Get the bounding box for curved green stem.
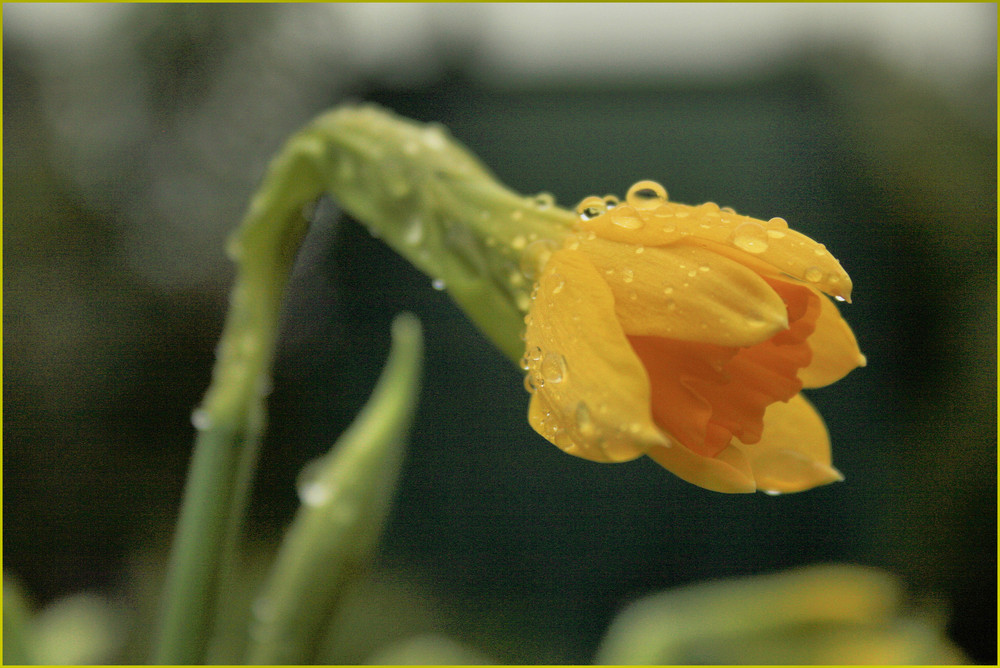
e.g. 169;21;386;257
152;104;572;664
152;132;324;665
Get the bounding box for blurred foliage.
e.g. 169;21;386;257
3;4;995;664
595;563;966;665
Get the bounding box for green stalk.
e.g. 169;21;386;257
152;133;324;664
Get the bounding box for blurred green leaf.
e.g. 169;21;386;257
3;576;35;665
594;563;966;665
243;313;423;664
365;633;495;665
30;592;124;665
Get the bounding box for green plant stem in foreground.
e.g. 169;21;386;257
152;132;324;664
244;313;422;665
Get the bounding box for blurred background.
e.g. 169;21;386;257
4;3;995;663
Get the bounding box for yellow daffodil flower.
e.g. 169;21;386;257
521;181;865;494
294;106;864;494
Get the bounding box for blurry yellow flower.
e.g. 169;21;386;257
522;181;865;493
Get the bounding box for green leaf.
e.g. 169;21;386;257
365;633;495;665
243;313;423;665
3;576;35;665
594;564;905;665
30;593;123;665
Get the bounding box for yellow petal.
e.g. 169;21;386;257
646;442;757;494
577;236;789;347
736;394;843;494
524;248;665;463
800;290;867;388
690;233;852;303
580;198;853;302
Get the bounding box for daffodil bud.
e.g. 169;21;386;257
524;180;866;494
301;105;865;494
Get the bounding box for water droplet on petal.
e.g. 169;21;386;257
834;295;847;303
575;401;596;437
603;194;620;209
625;180;668;209
762;489;783;496
575;195;607;220
431;278;446;291
610;204;644;230
767;216;788;229
804;266;824;283
520;239;559;280
733;222;770;254
621;268;634;283
540;352;567;384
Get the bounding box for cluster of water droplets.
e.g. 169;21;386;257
574;181;670;231
569;180;846;300
520;345;568;394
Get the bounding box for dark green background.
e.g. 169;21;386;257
4;4;995;663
